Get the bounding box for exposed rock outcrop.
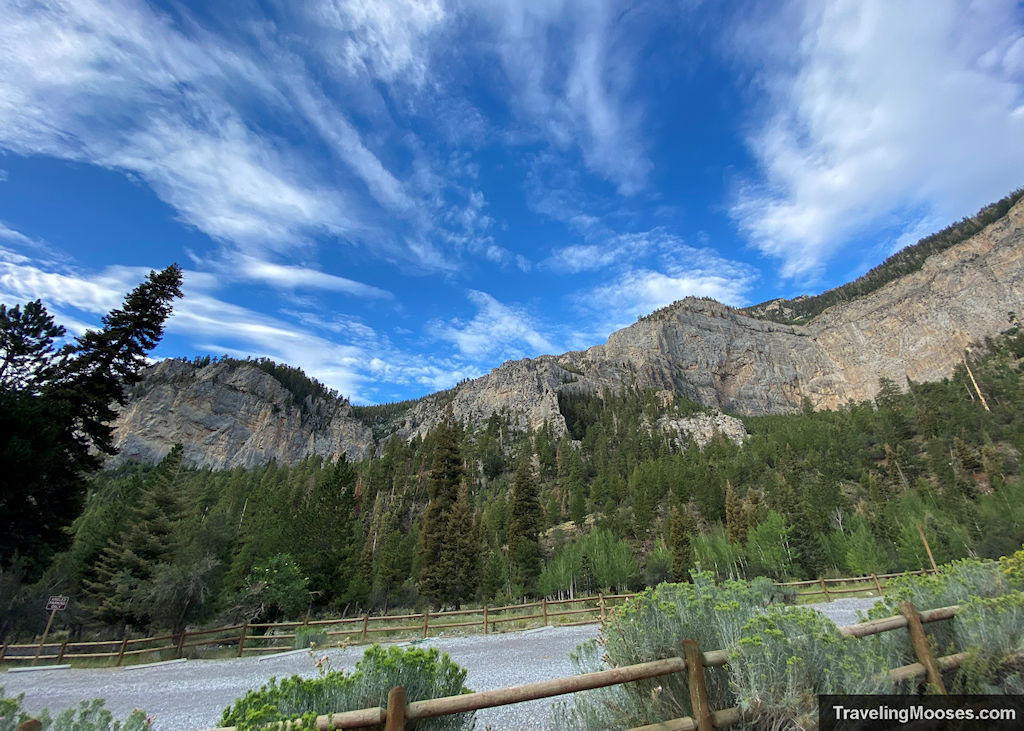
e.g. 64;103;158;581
111;197;1024;468
112;359;373;469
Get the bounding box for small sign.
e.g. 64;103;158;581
45;595;69;611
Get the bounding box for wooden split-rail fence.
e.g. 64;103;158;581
0;593;630;666
204;598;965;731
0;570;933;667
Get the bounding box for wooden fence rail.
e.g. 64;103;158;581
0;569;933;667
206;598;966;731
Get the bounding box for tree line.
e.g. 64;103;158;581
3;265;1024;642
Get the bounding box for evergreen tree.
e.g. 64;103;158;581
297;457;360;608
441;483;480;607
375;510;409;612
507;460;543;595
0;300;65;393
668;505;695;582
0;265;182;579
82;444;188;627
417;407;464;607
724;482;747;544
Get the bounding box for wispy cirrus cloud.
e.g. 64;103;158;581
309;0;446;85
234;257;393;299
730;0;1024;280
0;1;364;255
477;0;653;195
0;222;34;249
430;290;558;361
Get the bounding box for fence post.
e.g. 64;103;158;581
683;639;713;731
871;573;883;596
384;686;407;731
116;636;129;667
819;577;831;602
361;614;369;642
237;622;248;658
542;598;548;626
57;640;68;663
1;638;9;661
599;594;606;622
32;608;59;665
422;611;429;639
483;605;489;634
898;600;946;693
176;630;186;658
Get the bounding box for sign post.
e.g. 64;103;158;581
33;595;69;665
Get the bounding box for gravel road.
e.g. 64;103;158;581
1;597;881;730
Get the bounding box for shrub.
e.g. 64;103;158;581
233;553;309;624
729;607;889;729
865;558;1011;672
953;592;1024;693
0;689;150;731
999;545;1024;590
293;627;329;650
220;645;473;730
552;571;784;728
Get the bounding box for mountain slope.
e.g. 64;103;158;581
400;194;1024;433
112;194;1024;468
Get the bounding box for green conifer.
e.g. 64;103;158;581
417;407;464;607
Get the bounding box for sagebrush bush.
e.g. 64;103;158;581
999;545;1024;590
220;645;473;730
0;689;150;731
729;607;889;729
865;557;1011;672
953;592;1024;693
552;572;785;728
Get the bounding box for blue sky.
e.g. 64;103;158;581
1;0;1022;405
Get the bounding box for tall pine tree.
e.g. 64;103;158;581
0;265;182;579
82;444;188;627
417;406;464;608
507;459;543;596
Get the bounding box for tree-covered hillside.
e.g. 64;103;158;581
4;325;1022;639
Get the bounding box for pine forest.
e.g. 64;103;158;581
3;315;1023;639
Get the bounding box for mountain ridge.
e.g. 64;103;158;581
111;193;1024;468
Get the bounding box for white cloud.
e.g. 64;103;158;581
546;230;671;273
431;290;557;360
731;0;1024;279
0;1;363;255
574;242;759;331
234;257;393;299
0;222;34;249
0;260;142;315
478;0;652;194
312;0;446;84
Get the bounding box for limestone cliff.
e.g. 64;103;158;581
397;196;1024;434
112;359;373;469
112;197;1024;468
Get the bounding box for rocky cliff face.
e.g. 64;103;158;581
397;197;1024;433
112;359;373;469
112;198;1024;468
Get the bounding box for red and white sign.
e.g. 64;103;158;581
45;595;69;611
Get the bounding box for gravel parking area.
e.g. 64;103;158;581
1;597;883;730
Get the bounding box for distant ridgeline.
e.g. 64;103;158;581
741;188;1024;325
